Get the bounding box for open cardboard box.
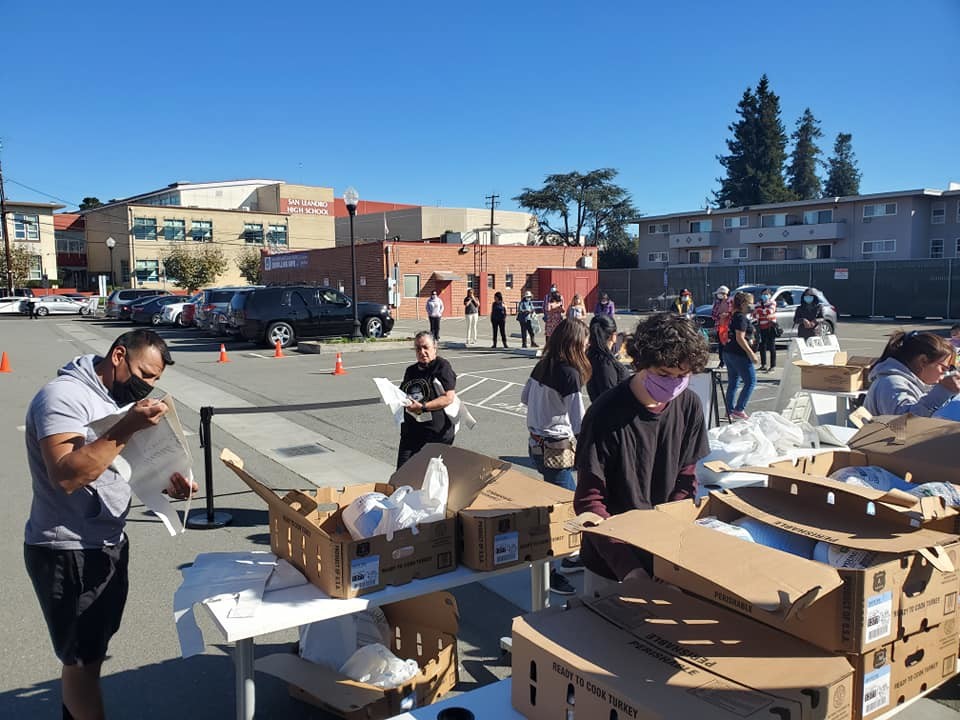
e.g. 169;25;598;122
795;352;875;393
579;473;960;654
221;448;460;598
511;573;855;720
256;591;459;720
399;444;580;571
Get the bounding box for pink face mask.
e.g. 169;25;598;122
643;372;690;404
951;338;960;349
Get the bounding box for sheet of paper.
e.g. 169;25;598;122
434;378;477;431
88;395;194;536
374;377;410;427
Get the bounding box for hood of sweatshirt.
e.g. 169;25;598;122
867;356;930;391
58;354;114;405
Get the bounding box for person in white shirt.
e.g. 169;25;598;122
425;290;444;341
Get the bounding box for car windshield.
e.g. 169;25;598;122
209;290;237;303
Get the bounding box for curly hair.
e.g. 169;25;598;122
626;313;708;372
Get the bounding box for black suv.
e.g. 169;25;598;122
229;285;394;347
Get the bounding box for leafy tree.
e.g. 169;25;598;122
161;244;227;292
79;197;103;211
0;244;35;289
715;74;791;206
598;233;638;269
235;247;263;284
515;168;636;246
786;108;824;200
823;133;862;198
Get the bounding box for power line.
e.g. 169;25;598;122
5;178;80;207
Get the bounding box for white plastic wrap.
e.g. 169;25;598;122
706;411;817;469
299;608;393;671
813;542;878;569
732;517;816;559
694;516;756;543
908;482;960;507
339;643;420;689
829;466;913;493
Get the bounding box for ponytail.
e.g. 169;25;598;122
874;330;953;370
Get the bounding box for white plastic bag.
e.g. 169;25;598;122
706;411;817;468
829;466;913;493
909;482;960;507
299;608;392;671
694;516;755;543
339;643;420;689
813;542;878;569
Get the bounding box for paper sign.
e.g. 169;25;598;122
834;268;849;280
88;395;194;536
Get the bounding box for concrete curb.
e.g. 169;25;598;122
297;337;415;354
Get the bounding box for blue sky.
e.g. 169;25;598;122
3;0;958;217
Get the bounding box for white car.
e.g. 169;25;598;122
0;297;27;314
160;293;201;326
28;295;88;316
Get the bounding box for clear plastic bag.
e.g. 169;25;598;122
339;643;420;689
706;411;817;468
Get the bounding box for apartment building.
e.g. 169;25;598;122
636;186;960;269
3;200;63;286
82;179;335;289
54;213;86;289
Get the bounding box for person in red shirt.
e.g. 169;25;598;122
754;288;778;373
711;286;731;368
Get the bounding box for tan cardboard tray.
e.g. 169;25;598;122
795;352;875;393
256;592;459;720
579;474;960;653
511;574;855;720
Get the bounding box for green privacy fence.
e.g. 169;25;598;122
598;260;960;318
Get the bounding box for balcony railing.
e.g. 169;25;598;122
669;230;721;248
739;222;847;245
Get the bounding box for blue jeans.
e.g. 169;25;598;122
529;446;576;491
725;351;757;413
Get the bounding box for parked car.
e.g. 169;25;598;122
195;287;255;332
131;295;184;325
27;295;88;316
228;285;395;348
695;285;837;346
0;296;27;314
160;293;202;326
105;289;166;318
181;300;198;328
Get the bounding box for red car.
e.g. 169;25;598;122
182;302;197;327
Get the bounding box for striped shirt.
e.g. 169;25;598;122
754;299;778;328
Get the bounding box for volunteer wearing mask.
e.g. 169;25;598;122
397;331;458;468
517;291;538;348
754;288;778;373
724;291;760;421
673;289;694;317
793;287;823;340
711;286;731;368
574;313;710;595
865;330;960;417
586;314;632;401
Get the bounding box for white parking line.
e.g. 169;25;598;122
475;383;514;406
458;377;490;395
463;401;525;419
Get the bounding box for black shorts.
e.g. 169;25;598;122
24;539;130;666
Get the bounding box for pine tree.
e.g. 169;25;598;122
823;133;862;198
714;86;758;208
786;108;824;200
753;75;791;203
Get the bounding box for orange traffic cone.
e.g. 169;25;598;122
273;340;285;358
217;344;230;364
332;352;347;375
0;352;10;373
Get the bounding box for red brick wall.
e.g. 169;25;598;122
261;242;596;319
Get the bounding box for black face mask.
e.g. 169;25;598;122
110;357;154;405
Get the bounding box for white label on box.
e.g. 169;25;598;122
862;665;891;716
865;591;893;645
494;531;519;565
350;555;380;591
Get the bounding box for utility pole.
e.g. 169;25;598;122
0;152;12;296
483;193;499;278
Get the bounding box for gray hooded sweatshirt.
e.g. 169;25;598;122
864;357;955;417
25;354;130;549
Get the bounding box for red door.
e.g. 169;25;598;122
438;282;454;318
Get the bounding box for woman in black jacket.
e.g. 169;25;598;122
793;287;824;340
586;314;632;401
490;291;508;348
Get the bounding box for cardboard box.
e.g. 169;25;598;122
581;473;960;653
221;448;459;598
511;574;855;720
256;592;459;720
398;444;580;571
796;352;874;393
853;618;958;720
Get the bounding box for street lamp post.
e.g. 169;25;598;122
344;186;362;339
105;236;116;288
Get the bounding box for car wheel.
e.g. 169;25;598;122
266;322;295;348
37;306;49;317
650;301;661;312
819;320;835;337
362;316;384;338
151;313;162;326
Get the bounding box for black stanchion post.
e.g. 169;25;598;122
186;405;232;529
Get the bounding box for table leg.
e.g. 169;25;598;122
235;638;255;720
530;560;550;611
836;396;849;426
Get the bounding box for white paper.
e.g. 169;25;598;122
374;377;410;427
88;395;194;536
433;378;477;432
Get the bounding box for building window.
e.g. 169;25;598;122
505;273;514;289
191;220;212;242
863;203;897;218
648;251;669;263
760;246;803;261
932;204;945;225
132;217;157;241
760;213;787;228
466;274;478;290
13;213;40;241
268;224;288;246
28;254;42;280
803;209;833;225
687;250;703;264
163;219;185;241
689;220;712;232
930;238;944;259
647;223;669;234
804;244;832;260
402;274;420;298
120;259;130;282
862;239;896;255
135;259;159;283
487;274;495;289
956;238;960;257
723;216;748;229
722;247;748;260
243;223;264;244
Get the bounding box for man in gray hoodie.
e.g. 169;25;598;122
23;329;197;720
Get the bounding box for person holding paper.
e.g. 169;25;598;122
23;329;197;720
396;331;458;468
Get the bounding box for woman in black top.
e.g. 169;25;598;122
586;314;631;401
490;291;508;348
397;331;458;468
793;287;824;340
723;291;760;420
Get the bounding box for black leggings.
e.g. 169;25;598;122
428;316;440;340
492;319;507;346
759;326;777;368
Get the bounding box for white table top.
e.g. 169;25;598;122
203;561;548;643
801;388;867;399
386;680;520;719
